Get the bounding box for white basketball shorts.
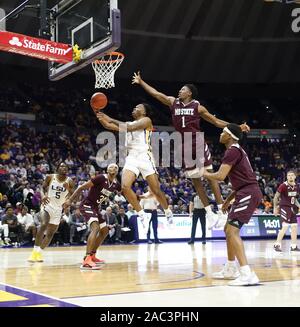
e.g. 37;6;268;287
43;204;63;225
124;152;157;179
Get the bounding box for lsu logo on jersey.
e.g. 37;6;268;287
51;185;66;192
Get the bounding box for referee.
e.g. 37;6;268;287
140;187;163;244
188;194;206;245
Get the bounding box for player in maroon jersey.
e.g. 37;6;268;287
273;171;300;252
63;163;121;270
204;124;262;286
132;71;250;229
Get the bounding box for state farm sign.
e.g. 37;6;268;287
0;31;73;64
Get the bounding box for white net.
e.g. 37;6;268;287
92;52;124;89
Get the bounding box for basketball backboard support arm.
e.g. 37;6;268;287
48;0;121;81
39;0;51;38
0;8;5;31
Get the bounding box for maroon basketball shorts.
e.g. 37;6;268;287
184;143;213;178
280;206;298;224
228;185;263;228
79;201;106;228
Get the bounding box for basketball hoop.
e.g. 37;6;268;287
92;51;124;89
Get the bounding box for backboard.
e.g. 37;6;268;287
48;0;121;81
0;8;5;31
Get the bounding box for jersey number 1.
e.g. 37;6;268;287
181;117;186;128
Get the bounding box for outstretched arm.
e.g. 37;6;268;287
96;112;152;132
132;71;175;107
63;180;94;209
96;113;121;132
198;105;250;132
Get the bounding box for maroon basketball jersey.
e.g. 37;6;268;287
170;99;201;134
222;144;258;191
84;174;121;209
277;182;300;209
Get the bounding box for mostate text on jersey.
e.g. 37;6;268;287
174;108;195;115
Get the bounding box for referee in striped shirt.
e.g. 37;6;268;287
188;194;206;245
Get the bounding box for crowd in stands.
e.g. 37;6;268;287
0;80;299;246
0;119;299;246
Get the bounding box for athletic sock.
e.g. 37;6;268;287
240;265;251;275
227;260;236;267
34;246;41;253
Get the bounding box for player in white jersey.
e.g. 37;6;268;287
28;162;75;262
96;103;173;224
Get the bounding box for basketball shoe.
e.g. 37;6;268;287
138;211;151;230
165;208;173;224
228;271;259;286
273;244;282;252
206;211;219;229
290;246;300;252
91;253;106;265
215;211;228;229
80;255;101;270
212;263;240;279
35;252;44;262
28;250;38;262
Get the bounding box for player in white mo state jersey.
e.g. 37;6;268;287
28;162;75;262
96;103;173;225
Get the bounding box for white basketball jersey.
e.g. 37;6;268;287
47;174;70;207
126;125;152;154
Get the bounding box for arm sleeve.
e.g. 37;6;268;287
222;148;241;166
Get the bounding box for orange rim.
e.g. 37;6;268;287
94;51;125;64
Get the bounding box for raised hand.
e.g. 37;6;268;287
96;112;110;122
240;122;250;133
132;71;142;85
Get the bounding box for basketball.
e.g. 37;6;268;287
90;92;108;111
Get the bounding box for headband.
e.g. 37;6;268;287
224;127;239;141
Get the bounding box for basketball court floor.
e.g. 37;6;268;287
0;239;299;307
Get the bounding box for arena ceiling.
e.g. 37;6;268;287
0;0;300;83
